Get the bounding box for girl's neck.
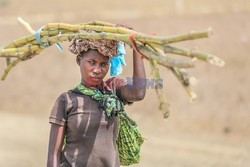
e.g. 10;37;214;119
81;78;104;90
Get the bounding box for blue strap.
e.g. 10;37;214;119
35;26;64;52
55;43;64;52
35;26;49;47
110;42;127;76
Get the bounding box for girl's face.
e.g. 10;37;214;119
77;49;110;87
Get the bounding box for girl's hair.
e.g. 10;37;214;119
78;50;88;58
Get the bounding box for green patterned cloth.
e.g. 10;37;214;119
76;83;144;166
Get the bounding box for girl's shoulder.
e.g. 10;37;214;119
55;88;88;105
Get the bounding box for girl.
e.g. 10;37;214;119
47;32;146;167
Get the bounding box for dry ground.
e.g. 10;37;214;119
0;0;250;166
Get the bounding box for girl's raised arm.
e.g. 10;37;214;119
122;50;146;102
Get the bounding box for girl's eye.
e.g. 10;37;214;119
101;63;109;67
88;61;95;65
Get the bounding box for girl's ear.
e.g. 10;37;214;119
76;55;81;65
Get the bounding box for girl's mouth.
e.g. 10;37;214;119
89;77;102;82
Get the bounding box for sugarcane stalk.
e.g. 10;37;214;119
136;42;195;68
140;43;197;105
30;32;195;68
45;23;212;43
1;45;44;80
133;29;212;45
0;46;44;80
1;53;28;80
147;43;198;101
0;45;41;56
80;20;115;27
2;27;213;58
169;67;197;102
0;31;195;68
0;19;225;118
123;30;211;45
44;26;212;45
164;28;213;43
1;18;41;80
149;58;169;118
44;23;134;35
0;27;218;81
164;45;225;67
1;48;42;80
0;41;195;71
174;68;198;86
5;29;71;49
17;17;35;34
1;55;19;58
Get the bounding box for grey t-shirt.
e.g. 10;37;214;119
49;78;130;167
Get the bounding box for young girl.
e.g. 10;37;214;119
47;33;146;167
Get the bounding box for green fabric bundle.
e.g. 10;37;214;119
76;83;144;166
117;112;144;166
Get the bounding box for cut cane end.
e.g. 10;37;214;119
192;57;197;63
207;27;213;37
1;75;6;81
163;113;170;120
17;17;24;23
160;104;170;119
163;112;169;119
189;77;198;86
209;57;225;67
179;68;187;73
189;93;197;103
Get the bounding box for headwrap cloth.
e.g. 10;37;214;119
68;30;126;76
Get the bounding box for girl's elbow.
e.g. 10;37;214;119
135;90;146;101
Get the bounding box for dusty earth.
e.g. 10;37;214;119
0;0;250;166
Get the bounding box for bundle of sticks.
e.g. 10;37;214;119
0;18;225;118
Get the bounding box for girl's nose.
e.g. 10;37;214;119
93;65;102;75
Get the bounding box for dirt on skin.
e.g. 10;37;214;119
0;0;250;166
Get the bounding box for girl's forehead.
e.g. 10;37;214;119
83;50;110;62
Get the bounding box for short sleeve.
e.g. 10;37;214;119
106;77;133;105
49;93;67;126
